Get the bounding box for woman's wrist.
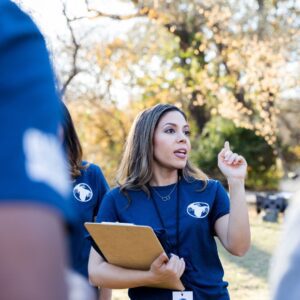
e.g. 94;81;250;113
144;270;159;286
227;177;245;187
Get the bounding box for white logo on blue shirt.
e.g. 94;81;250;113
73;183;93;202
187;202;210;218
23;128;70;197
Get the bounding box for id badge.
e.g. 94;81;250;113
172;291;193;300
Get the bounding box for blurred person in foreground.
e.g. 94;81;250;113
0;1;91;299
270;188;300;300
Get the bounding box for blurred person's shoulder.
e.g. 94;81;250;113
284;189;300;229
0;0;40;39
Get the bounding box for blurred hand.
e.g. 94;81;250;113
218;141;247;180
66;269;97;300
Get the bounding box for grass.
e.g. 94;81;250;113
111;206;283;300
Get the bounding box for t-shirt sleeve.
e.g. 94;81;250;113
91;191;118;257
210;180;230;226
93;165;110;217
97;166;110;198
96;191;118;223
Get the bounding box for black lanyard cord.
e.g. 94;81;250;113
150;181;193;290
150;180;181;256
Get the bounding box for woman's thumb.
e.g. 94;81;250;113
154;252;169;268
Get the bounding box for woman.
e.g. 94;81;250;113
88;103;250;299
61;103;111;300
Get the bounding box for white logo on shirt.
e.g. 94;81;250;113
73;183;93;202
23;128;70;197
187;202;210;218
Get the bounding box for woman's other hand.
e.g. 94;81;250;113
218;141;247;180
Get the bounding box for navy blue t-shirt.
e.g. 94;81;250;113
70;162;109;278
96;178;230;300
0;0;72;220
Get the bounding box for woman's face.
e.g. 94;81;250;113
153;110;191;171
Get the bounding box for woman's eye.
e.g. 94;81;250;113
165;128;175;134
184;130;191;136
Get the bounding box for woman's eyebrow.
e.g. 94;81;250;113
162;122;177;127
162;123;189;127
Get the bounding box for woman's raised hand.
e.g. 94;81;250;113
218;141;247;180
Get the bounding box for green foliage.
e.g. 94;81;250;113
191;117;280;190
56;0;299;190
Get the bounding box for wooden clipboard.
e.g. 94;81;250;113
85;222;185;290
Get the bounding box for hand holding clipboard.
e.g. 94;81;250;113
85;222;185;290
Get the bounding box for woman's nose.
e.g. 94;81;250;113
176;132;187;143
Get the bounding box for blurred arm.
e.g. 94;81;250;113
0;204;68;300
98;287;112;300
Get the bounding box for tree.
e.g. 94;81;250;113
19;0;300;186
53;1;299;145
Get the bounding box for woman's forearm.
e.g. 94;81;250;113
89;261;155;289
227;178;251;256
88;247;157;289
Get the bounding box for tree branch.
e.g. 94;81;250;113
79;0;151;22
60;2;81;95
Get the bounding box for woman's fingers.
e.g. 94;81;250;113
178;258;185;277
167;254;179;270
227;153;238;164
218;141;245;165
151;252;169;271
224;150;233;161
238;155;244;164
224;140;230;151
166;254;185;277
219;141;232;160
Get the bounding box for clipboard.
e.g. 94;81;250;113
85;222;185;290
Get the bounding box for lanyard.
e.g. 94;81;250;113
150;180;181;256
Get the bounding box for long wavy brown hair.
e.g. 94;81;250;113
117;104;208;195
61;102;86;179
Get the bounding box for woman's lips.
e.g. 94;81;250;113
174;149;187;159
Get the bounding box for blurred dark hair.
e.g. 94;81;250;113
61;102;85;179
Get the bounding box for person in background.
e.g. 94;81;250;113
270;189;300;300
61;103;112;300
0;1;72;299
88;103;251;300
